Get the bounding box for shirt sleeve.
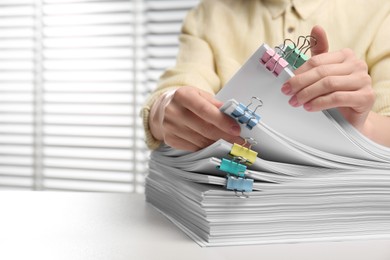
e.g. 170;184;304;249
140;1;221;149
367;8;390;116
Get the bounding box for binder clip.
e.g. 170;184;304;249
229;138;258;165
260;48;288;76
284;44;308;69
217;139;257;198
218;158;254;198
230;97;263;130
283;36;316;69
226;175;253;198
217;157;247;178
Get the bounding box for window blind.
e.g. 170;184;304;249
0;0;199;192
0;0;35;190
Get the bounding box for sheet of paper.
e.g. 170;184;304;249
216;43;385;161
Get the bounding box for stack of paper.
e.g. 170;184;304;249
145;43;390;247
145;140;390;247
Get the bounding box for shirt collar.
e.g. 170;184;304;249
263;0;326;20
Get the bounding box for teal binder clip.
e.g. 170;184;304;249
218;158;247;178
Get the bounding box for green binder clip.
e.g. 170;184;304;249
284;44;308;69
218;158;247;178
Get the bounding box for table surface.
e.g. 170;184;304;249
0;191;390;260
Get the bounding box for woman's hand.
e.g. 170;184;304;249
281;26;376;132
149;86;243;151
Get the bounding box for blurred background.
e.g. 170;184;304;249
0;0;198;193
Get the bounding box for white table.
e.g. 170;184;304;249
0;191;389;260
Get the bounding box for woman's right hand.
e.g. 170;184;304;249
149;86;243;151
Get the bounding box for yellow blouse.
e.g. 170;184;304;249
141;0;390;149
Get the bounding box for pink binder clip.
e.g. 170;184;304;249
260;48;288;76
260;49;275;64
273;58;288;76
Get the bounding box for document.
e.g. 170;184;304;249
145;42;390;247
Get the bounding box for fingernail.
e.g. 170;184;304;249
231;125;241;135
304;103;312;111
289;96;299;107
281;83;292;95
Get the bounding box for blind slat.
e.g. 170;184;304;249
0;0;199;192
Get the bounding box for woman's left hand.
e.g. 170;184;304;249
281;25;376;132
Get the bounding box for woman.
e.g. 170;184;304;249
141;0;390;151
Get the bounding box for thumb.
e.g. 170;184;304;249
310;25;329;56
198;89;224;108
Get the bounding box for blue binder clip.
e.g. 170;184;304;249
226;176;254;198
218;158;247;178
230;97;263;130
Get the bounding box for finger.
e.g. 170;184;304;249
198;89;224;108
160;106;214;150
225;135;245;146
164;133;203;152
285;61;354;96
293;49;349;75
165;99;242;147
178;91;241;136
179;109;241;143
310;25;329;56
289;73;368;107
177;106;245;146
163;121;215;150
302;89;374;112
